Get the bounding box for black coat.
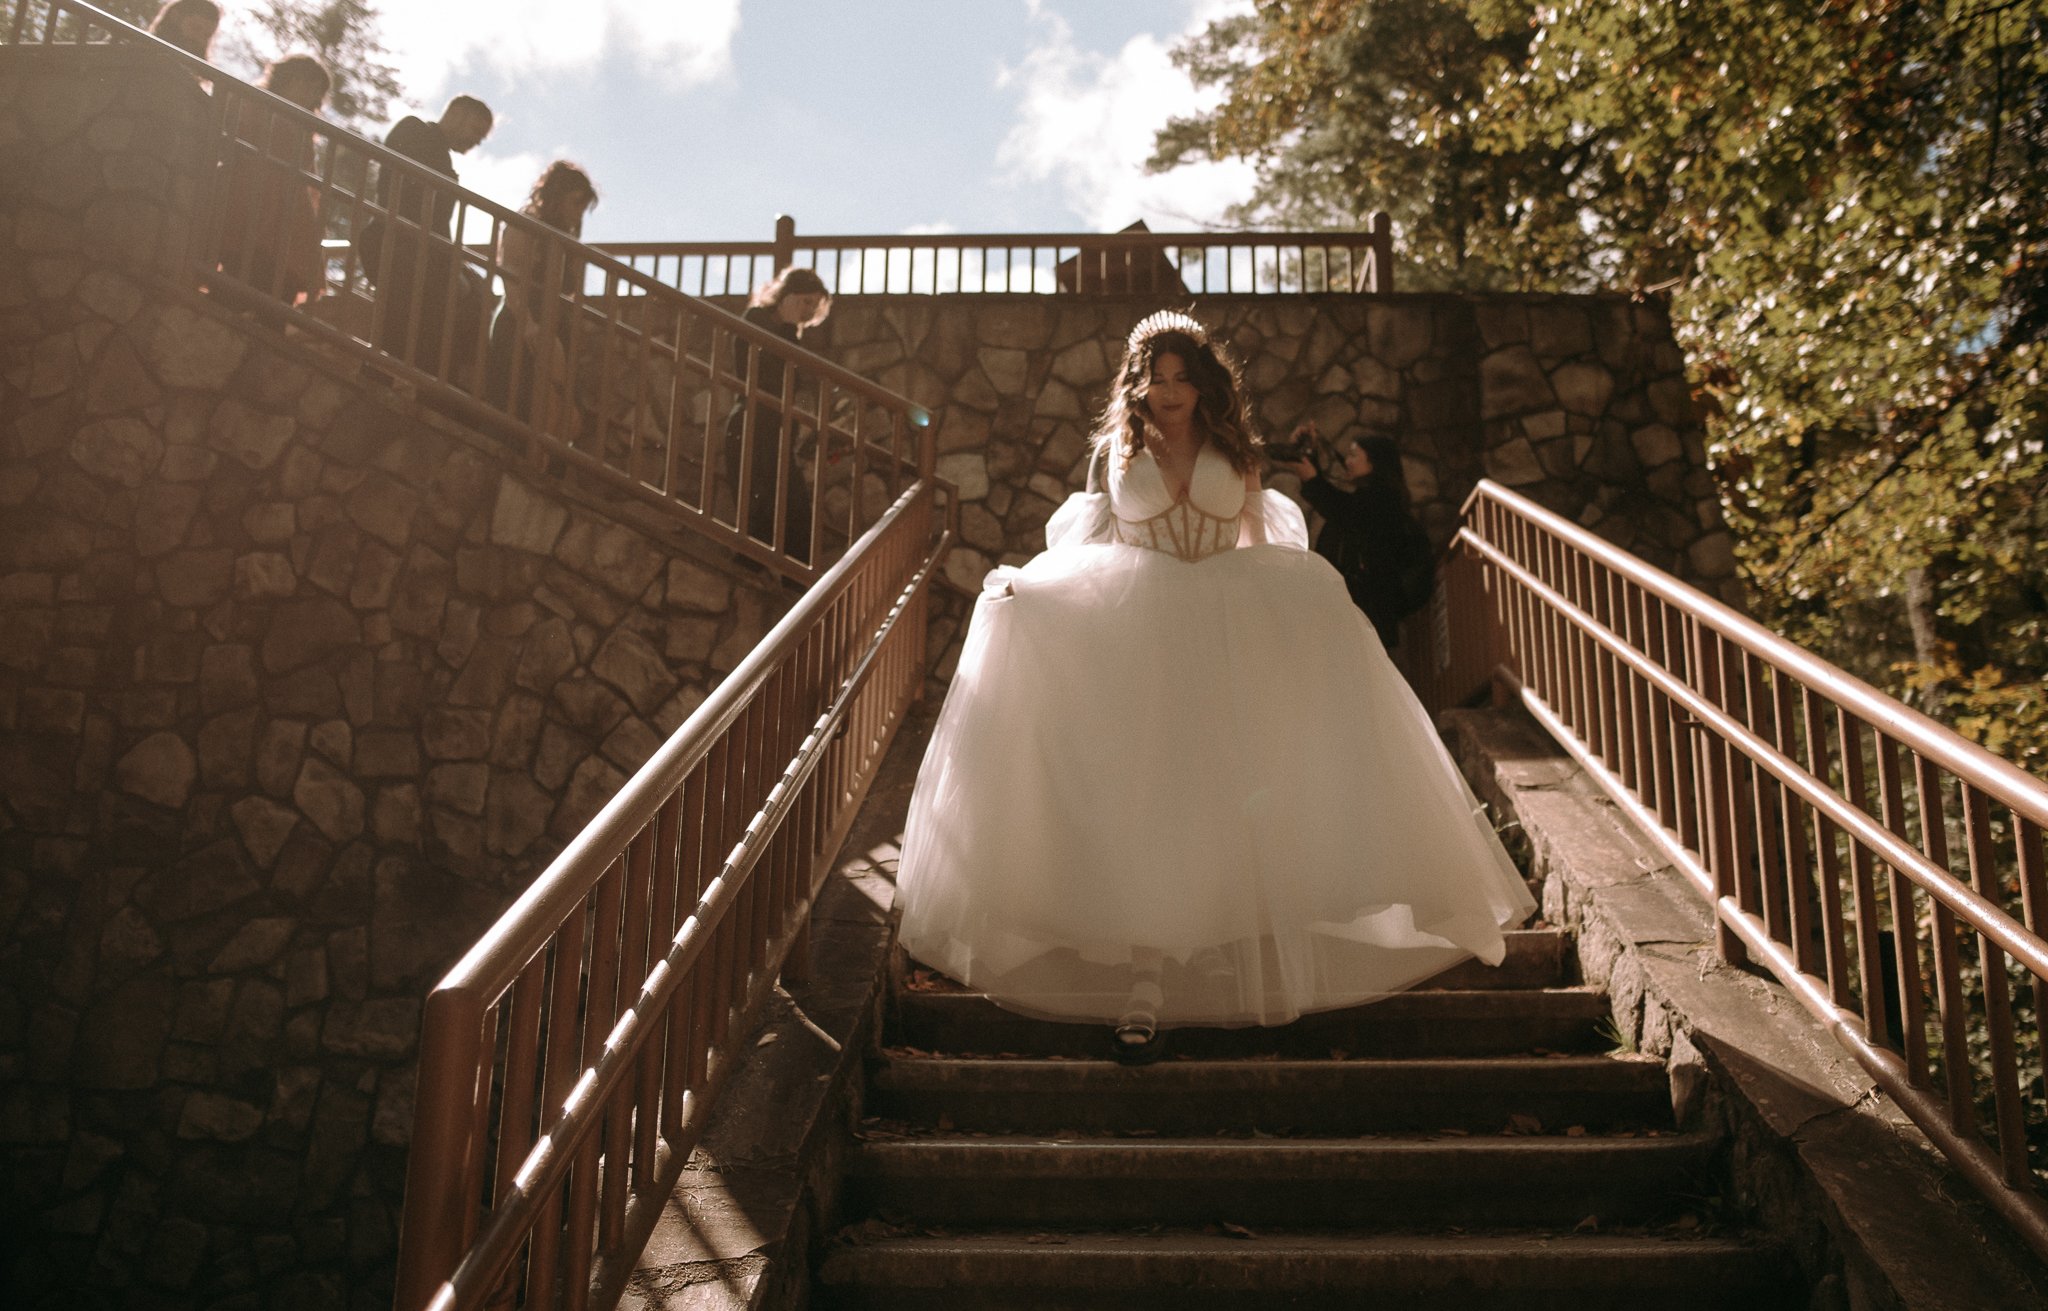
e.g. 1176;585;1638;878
1300;474;1423;648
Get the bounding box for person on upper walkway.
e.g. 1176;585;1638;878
486;160;599;433
357;95;495;380
216;54;332;307
147;0;218;59
724;265;832;563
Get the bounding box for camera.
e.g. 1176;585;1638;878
1266;421;1330;467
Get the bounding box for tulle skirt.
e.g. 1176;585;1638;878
896;499;1536;1028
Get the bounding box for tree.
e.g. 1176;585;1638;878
1157;0;2048;770
102;0;402;129
224;0;401;128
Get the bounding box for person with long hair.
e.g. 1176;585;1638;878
723;265;832;562
894;309;1534;1063
215;55;332;306
148;0;218;59
1278;430;1435;649
485;160;598;431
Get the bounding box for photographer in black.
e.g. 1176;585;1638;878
1274;424;1434;651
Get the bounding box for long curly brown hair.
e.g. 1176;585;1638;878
1091;313;1263;476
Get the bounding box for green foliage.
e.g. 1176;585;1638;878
225;0;402;128
1158;0;2048;774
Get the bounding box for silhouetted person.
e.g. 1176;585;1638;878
148;0;218;59
217;55;332;306
1278;432;1434;650
486;161;598;432
724;266;831;562
357;95;494;382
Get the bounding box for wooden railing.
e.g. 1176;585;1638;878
1408;479;2048;1261
600;213;1397;299
394;482;949;1311
5;0;932;585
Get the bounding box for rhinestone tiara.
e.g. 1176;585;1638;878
1125;309;1209;353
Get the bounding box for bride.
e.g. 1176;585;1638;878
895;310;1535;1062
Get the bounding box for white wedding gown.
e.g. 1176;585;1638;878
896;441;1537;1028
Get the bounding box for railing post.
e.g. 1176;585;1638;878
773;213;796;274
1370;211;1394;293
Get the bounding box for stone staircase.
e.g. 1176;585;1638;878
812;929;1807;1308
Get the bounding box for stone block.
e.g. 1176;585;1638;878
590;629;677;714
1479;345;1555;418
344;474;419;548
488;474;568;554
552;755;628;838
425;762;489;816
293;757;365;842
202;397;296;470
71;415;161;487
260;597;359;673
116;730;195;809
228;795;299;868
422;707;492;761
73;977;173;1090
177;1093;263;1143
555;519;666;601
132;483;202;557
157;547;234;608
321;998;420;1060
936;451;989;501
485;772;552;857
1552;360;1616;417
233;551;296;600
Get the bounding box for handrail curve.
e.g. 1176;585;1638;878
6;0;934;585
1414;477;2048;1263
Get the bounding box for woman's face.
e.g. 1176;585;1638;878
1141;350;1197;431
779;291;827;327
1343;442;1373;479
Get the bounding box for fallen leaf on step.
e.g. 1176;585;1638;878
1564;1125;1587;1137
755;1032;779;1047
1504;1113;1543;1135
1217;1222;1258;1240
1675;1214;1700;1231
1574;1215;1600;1233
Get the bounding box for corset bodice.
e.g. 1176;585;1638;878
1108;443;1246;563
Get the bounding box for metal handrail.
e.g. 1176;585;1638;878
5;0;934;585
1412;477;2048;1260
600;213;1397;298
398;482;952;1311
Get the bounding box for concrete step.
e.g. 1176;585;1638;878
900;929;1573;1000
815;1231;1804;1310
866;1052;1674;1136
890;986;1615;1059
844;1132;1716;1230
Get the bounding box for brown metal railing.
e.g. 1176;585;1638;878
395;481;949;1311
6;0;932;584
600;213;1397;298
1407;478;2048;1260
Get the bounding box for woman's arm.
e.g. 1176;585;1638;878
1239;468;1269;546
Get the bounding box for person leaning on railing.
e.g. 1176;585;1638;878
356;95;495;382
485;161;598;435
147;0;217;59
216;56;332;307
724;265;832;562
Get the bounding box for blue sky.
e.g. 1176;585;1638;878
332;0;1254;245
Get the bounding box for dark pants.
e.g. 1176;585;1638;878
360;227;487;384
724;405;813;562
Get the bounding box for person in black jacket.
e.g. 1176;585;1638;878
724;266;832;563
357;96;494;379
1277;429;1432;650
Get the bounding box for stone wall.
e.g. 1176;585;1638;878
0;49;795;1311
807;294;1729;617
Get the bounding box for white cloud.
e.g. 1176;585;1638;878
448;148;555;238
378;0;740;106
996;0;1256;232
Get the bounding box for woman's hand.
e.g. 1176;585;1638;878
1277;455;1317;482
